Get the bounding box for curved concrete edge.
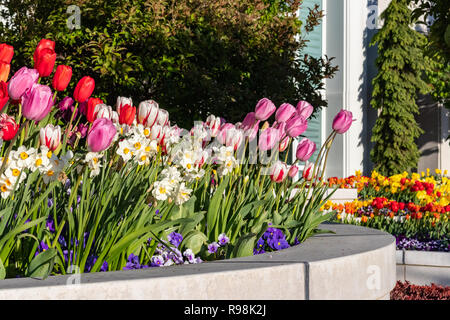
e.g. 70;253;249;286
396;250;450;286
0;223;396;300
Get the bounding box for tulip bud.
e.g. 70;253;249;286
40;124;61;151
279;136;290;152
111;111;119;124
52;65;72;91
0;62;10;82
0;81;8;112
285;114;308;138
86;97;103;123
296;138;316;162
296;101;314;119
332;109;353;134
150;124;164;142
225;128;244;151
22;84;54;122
7;67;39;100
87;118;116;152
116;96;133;114
95;104;114;120
217;123;235;145
0;113;18;141
0;43;14;64
288;165;299;178
270;161;289;183
156;109;169;126
258;127;280;151
35;48;56;77
33;39;55;65
73;76;95;103
138;100;159;127
205;114;221;138
118;104;136;125
255;98;276;121
275;103;296;123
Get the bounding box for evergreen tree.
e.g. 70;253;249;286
370;0;430;176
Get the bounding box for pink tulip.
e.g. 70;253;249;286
285;115;308;138
270;161;289;183
296;138;316;162
138;100;159;127
254;98;276;121
275;103;296;123
258;127;280;151
302;161;314;181
40;124;61;151
288;165;299;178
296;101;314;119
87;118;116;152
22;83;53;121
332;109;353;134
217;123;235;145
7;67;39;100
241;112;256;128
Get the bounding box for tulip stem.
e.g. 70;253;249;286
61;102;79;153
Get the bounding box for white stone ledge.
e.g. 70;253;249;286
0;223;396;300
396;250;450;286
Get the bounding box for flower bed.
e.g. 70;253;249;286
325;170;450;252
390;281;450;300
0;39;354;280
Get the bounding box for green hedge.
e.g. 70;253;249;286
0;0;337;128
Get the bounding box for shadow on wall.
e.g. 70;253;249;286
360;0;381;176
415;95;441;172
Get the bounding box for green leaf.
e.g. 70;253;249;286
0;257;5;279
26;248;57;280
231;233;256;258
182;230;207;255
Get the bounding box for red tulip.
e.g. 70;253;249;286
0;81;8;112
52;65;72;91
86;97;103;123
0;114;19;141
33;39;55;65
73;76;95;103
35;48;56;77
0;43;14;64
118;104;136;125
0;62;10;82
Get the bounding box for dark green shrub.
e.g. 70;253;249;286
0;0;337;128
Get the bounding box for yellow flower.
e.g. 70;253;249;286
435;169;441;175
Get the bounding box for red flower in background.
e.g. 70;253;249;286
52;65;72;91
0;81;9;112
0;43;14;64
118;104;136;125
35;48;57;78
73;76;95;103
33;39;55;65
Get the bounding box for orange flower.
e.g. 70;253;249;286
361;216;368;223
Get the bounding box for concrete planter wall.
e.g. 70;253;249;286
396;250;450;286
0;224;396;300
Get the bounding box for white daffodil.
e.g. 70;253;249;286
117;140;133;162
12;146;36;169
174;182;192;205
152;179;174;201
